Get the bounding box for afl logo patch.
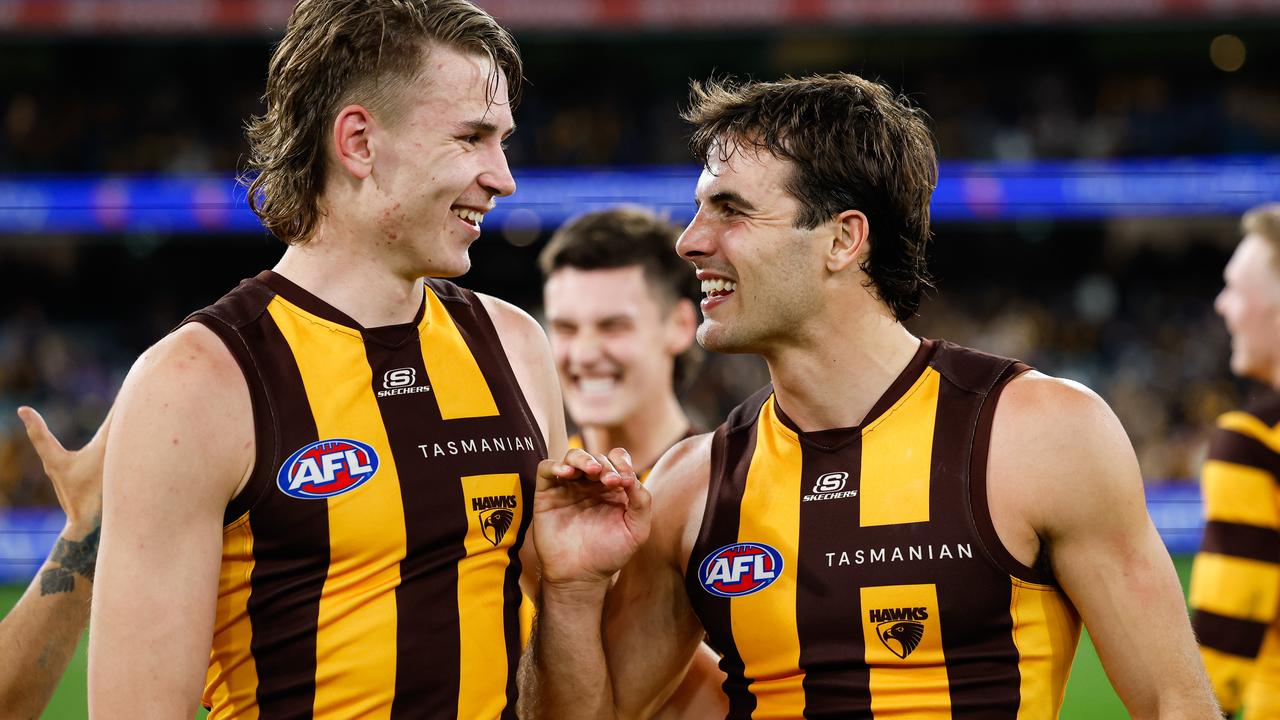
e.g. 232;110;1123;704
697;542;784;597
277;439;380;499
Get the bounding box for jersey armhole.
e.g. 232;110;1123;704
684;425;729;582
967;363;1058;586
183;312;277;527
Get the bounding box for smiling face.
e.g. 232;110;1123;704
676;145;830;354
544;265;689;429
1215;232;1280;386
365;44;516;278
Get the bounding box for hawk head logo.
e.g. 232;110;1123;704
480;508;514;546
877;621;924;659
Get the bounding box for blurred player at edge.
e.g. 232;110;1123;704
1190;204;1280;718
88;1;565;716
523;73;1220;718
0;409;106;716
535;206;727;716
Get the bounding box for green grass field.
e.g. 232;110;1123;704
2;555;1196;718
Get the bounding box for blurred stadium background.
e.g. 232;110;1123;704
2;0;1278;716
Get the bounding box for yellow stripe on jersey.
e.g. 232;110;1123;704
860;583;950;717
1010;578;1080;718
1201;645;1254;712
859;368;940;527
268;296;407;719
736;396;805;717
1202;460;1280;529
204;516;260;720
1190;553;1280;623
1246;621;1280;717
457;473;524;720
422;288;499;420
1219;412;1280;455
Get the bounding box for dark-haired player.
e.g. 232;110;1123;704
524;73;1218;718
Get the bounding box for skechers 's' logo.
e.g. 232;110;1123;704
870;607;929;659
698;543;783;597
378;367;430;398
277;439;379;499
803;471;858;502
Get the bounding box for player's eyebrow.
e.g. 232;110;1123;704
457;119;516;140
707;190;757;212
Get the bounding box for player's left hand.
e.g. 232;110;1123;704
532;447;652;590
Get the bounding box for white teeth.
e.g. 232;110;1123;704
578;378;616;395
453;208;485;226
700;279;737;294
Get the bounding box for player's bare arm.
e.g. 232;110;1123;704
604;433;720;719
988;372;1219;718
522;434;712;719
0;407;108;716
478;293;570;600
89;323;253;718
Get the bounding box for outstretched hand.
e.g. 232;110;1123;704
533;447;652;589
17;406;108;531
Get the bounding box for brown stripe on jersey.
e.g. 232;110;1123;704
444;283;544;714
1201;520;1280;564
1193;609;1269;658
796;432;873;718
934;358;1022;718
239;309;329;716
365;326;464;718
1209;430;1280;479
686;388;770;719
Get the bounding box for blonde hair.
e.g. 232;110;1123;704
245;0;521;244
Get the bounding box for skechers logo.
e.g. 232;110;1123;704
802;471;858;502
277;439;379;499
698;542;783;597
378;368;431;398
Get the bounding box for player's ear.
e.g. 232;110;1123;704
332;104;376;180
664;297;698;355
826;209;869;273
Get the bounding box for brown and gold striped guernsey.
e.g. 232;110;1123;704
189;271;545;719
685;339;1081;719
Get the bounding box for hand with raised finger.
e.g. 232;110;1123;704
17;406;108;534
533;447;652;589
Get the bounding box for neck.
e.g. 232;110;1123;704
764;305;921;432
579;391;690;474
273;223;424;327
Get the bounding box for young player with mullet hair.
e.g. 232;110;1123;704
89;1;568;717
524;73;1220;718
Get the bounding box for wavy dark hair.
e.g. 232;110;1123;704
245;0;522;245
683;73;937;321
539;207;704;390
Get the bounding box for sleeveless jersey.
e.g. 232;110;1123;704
1190;388;1280;716
191;271;545;719
685;339;1081;719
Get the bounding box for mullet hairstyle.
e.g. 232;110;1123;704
683;73;938;321
245;0;522;245
539;206;704;390
1243;203;1280;265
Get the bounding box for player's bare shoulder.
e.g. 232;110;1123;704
112;322;254;500
643;432;715;571
989;370;1143;542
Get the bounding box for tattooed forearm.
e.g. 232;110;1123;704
39;520;100;596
